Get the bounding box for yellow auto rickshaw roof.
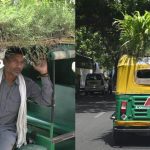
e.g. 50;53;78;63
116;55;150;94
118;55;136;66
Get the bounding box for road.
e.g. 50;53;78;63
76;93;150;150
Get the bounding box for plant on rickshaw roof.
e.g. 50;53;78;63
0;0;75;63
114;11;150;58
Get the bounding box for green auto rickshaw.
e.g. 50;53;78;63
17;42;75;150
113;55;150;144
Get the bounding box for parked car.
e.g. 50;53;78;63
85;73;108;94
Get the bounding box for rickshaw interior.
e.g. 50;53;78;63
17;43;75;150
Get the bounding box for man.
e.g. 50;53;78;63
0;47;53;150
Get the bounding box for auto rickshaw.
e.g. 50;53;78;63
113;54;150;144
16;42;75;150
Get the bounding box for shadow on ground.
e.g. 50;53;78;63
94;129;150;148
76;93;116;113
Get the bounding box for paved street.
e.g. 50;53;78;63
76;93;150;150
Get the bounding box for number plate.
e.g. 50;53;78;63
135;106;150;109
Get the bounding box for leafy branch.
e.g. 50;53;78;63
114;11;150;57
0;0;75;48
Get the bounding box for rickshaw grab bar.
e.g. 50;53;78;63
52;131;75;144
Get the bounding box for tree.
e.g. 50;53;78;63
76;0;122;70
76;27;115;70
76;27;103;59
76;0;150;86
76;0;150;61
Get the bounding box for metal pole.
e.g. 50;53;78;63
50;60;55;139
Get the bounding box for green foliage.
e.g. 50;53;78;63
76;27;114;69
0;0;75;65
0;0;75;47
76;27;103;60
114;11;150;57
25;45;48;66
76;0;150;69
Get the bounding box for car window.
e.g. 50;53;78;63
86;74;102;80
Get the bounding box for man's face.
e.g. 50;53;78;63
4;54;25;76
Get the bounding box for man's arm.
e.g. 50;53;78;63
26;58;53;106
25;76;53;106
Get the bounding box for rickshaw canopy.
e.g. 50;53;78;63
116;55;150;94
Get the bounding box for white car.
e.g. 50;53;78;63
85;73;109;94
